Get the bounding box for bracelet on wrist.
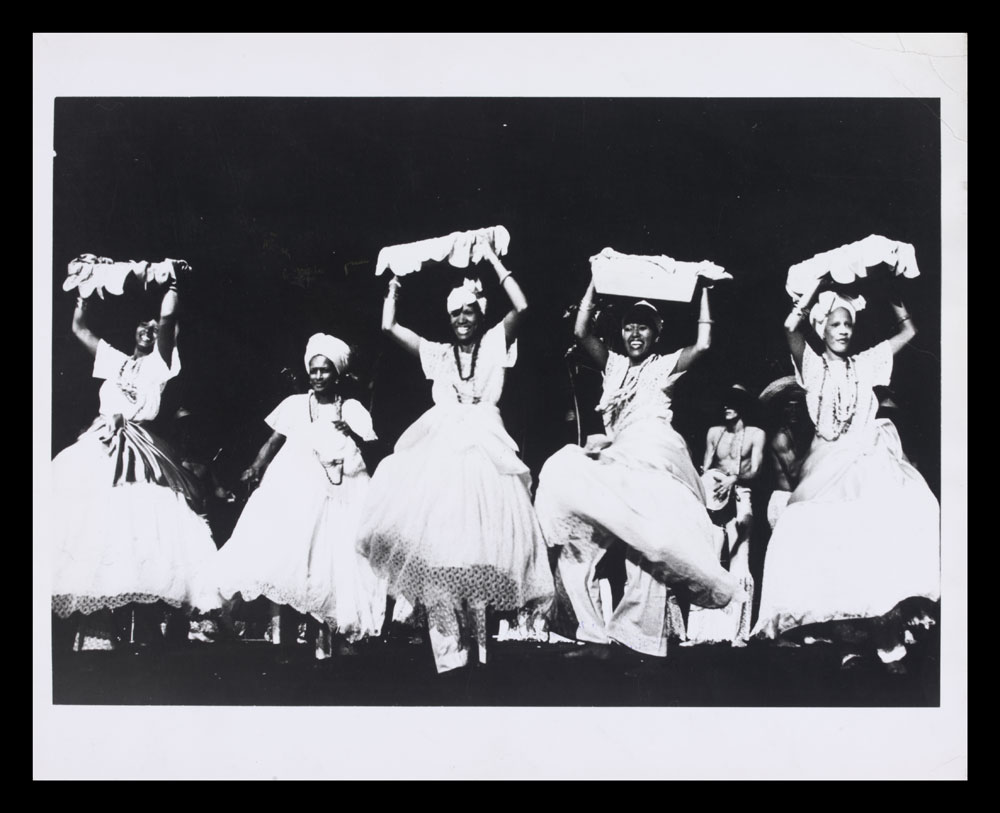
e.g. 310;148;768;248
897;315;912;324
498;271;513;286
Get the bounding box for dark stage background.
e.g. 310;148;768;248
50;98;942;501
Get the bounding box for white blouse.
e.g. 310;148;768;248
92;339;180;422
418;322;517;407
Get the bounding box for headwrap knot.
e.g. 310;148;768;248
446;278;487;315
809;291;866;338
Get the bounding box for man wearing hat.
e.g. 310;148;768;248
702;385;765;556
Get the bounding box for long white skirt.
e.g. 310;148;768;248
51;431;221;617
356;403;554;615
752;420;940;639
215;442;387;640
535;419;740;609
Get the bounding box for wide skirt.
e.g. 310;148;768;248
51;429;221;617
752;420;940;639
215;443;387;640
356;404;554;614
534;420;740;609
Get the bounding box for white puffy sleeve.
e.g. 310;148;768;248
264;394;303;437
480;321;517;369
92;339;128;381
418;337;450;380
650;348;684;391
342;399;378;442
856;340;893;388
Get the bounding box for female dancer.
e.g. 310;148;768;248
357;244;554;673
215;334;386;658
534;278;741;658
52;281;221;650
751;282;940;670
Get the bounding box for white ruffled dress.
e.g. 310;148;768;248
356;323;554;616
215;394;387;640
51;340;221;618
535;349;740;609
752;341;940;639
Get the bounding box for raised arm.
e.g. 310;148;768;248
885;298;918;356
783;277;825;372
675;285;713;374
157;281;180;365
481;244;527;347
71;296;101;358
573;278;609;372
240;430;286;492
381;276;423;358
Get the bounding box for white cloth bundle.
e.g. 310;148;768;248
374;225;510;277
589;247;732;303
785;234;920;301
63;254;192;299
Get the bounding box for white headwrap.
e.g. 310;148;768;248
809;291;867;338
446;278;487;315
304;333;351;375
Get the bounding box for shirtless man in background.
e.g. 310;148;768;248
702;384;766;564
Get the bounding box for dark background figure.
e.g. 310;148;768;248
755;380;815;624
50;99;942;514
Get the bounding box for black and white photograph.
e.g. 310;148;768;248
33;34;967;780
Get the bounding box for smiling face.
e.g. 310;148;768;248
134;319;159;355
449;303;482;345
308;355;337;394
823;307;854;356
621;320;657;362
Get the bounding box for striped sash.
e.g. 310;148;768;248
98;419;206;512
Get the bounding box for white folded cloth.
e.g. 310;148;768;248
589;247;731;302
374;225;510;277
785;234;920;301
63;254;191;299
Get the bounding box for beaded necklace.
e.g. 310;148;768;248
308;391;345;486
451;339;482;405
599;353;655;428
453;339;481;381
117;355;142;404
815;355;859;441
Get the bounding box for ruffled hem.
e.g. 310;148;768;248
53;592;186;618
365;548;554;615
357;407;553;613
229;582;384;640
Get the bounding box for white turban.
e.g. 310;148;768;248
304;333;351;375
809;291;867;338
446;278;487;315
